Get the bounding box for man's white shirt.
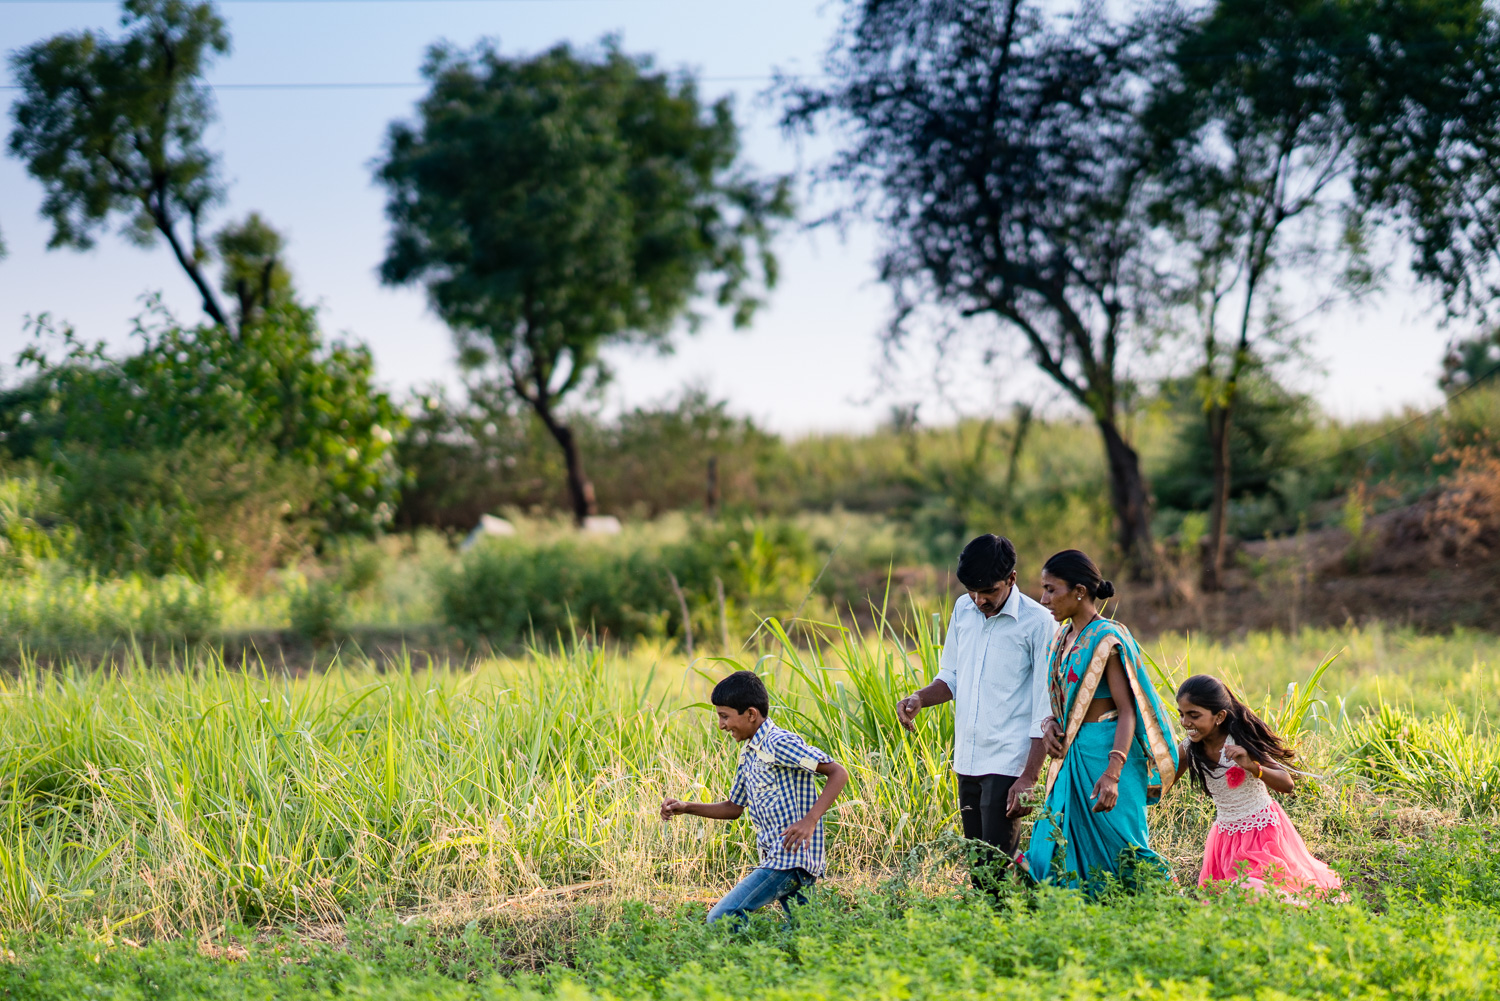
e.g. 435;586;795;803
934;585;1055;777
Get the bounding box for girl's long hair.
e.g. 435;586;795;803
1176;674;1294;793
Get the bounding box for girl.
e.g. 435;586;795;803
1020;550;1180;895
1176;674;1342;897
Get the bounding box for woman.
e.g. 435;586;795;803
1020;550;1179;894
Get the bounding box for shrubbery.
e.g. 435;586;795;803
0;302;404;569
440;518;818;647
0;569;221;649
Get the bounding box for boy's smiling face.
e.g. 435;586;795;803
715;705;763;741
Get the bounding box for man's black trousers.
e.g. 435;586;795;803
957;773;1022;886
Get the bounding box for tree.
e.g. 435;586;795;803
1145;0;1373;591
7;0;236;330
1440;328;1500;393
782;0;1171;577
0;299;405;538
376;39;791;525
215;212;294;328
1343;0;1500;321
1153;369;1313;514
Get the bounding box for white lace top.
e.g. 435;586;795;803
1202;743;1278;834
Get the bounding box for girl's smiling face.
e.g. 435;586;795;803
1177;696;1227;742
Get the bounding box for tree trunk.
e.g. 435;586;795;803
1201;404;1233;592
705;455;720;514
1096;417;1159;581
530;402;598;525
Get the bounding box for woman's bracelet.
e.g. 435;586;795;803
1253;760;1264;780
1107;749;1127;764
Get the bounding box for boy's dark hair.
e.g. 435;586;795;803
1176;674;1295;793
956;534;1018;590
711;670;770;717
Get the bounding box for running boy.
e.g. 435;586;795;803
660;670;849;925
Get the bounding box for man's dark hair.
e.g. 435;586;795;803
956;534;1018;590
711;670;770;717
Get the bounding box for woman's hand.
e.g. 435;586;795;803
1224;742;1254;770
1090;773;1119;813
1042;718;1066;759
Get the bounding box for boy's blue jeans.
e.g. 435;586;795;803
705;866;816;927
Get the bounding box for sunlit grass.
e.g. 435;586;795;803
0;617;1494;939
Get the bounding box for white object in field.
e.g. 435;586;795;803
582;515;623;535
461;514;517;550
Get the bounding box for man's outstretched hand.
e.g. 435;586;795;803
896;694;922;731
660;797;689;822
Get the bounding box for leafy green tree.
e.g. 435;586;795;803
1345;0;1500;320
0;300;405;539
1440;329;1500;393
782;0;1170;578
1145;0;1376;590
1153;369;1313;514
376;39;791;524
215;212;293;328
7;0;236;330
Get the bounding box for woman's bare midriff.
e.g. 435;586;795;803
1082;696;1117;723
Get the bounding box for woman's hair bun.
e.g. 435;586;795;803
1095;580;1116;600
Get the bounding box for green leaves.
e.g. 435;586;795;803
0;300;405;569
374;38;790;518
7;0;233;326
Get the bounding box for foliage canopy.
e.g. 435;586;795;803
376;38;791;522
7;0;236;329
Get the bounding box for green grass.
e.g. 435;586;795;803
1144;623;1500;720
0;619;1495;940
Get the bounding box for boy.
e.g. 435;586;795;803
660;670;849;926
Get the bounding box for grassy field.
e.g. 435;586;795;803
2;621;1499;997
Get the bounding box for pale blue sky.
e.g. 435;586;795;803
0;0;1453;432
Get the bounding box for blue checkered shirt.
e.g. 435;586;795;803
728;720;833;876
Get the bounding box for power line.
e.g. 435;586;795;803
0;74;789;90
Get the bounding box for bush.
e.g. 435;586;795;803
0;303;404;539
287;577;347;645
0;569;221;648
51;438;311;580
1152;371;1315;515
439;518;817;648
395;388;779;529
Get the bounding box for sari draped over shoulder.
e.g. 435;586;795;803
1025;618;1179;895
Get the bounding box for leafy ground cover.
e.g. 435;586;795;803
7;846;1500;1000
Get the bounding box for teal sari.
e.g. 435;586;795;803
1024;618;1179;895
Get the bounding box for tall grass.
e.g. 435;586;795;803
0;627;965;936
0;618;1494;938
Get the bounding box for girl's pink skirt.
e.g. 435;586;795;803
1199;801;1342;897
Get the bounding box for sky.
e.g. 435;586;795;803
0;0;1458;434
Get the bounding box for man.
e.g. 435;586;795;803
896;534;1055;878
